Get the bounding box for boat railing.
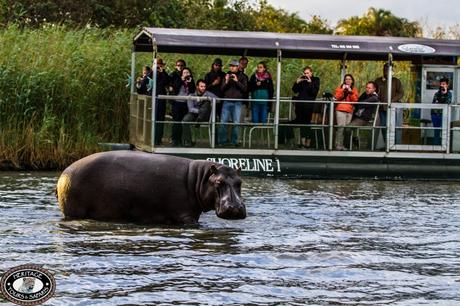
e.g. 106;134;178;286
129;92;458;153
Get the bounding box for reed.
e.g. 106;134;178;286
0;25;413;169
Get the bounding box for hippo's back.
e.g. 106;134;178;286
56;151;197;223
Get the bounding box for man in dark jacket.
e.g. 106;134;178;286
154;59;170;145
205;58;225;119
218;59;248;146
345;81;379;150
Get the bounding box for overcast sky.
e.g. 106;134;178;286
265;0;459;30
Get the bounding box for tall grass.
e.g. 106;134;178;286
0;25;414;169
0;25;132;169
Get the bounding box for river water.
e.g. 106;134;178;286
0;172;459;305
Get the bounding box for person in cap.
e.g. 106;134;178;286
205;58;226;118
218;59;248;146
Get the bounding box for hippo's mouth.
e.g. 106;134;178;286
215;200;246;220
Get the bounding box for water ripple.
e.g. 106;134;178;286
0;173;459;305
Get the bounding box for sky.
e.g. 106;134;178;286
265;0;459;31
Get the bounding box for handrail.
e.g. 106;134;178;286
131;92;458;153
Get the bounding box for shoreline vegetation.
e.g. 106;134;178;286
0;1;457;170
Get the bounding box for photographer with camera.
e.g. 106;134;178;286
289;66;320;149
218;59;248;146
136;66;152;95
334;74;359;150
170;67;196;147
431;77;452;145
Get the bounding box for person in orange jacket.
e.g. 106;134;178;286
334;74;359;150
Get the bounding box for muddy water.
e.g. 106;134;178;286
0;172;459;305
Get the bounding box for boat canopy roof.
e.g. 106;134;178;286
133;27;460;62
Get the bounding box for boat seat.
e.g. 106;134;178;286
243;113;273;148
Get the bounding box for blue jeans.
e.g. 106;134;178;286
431;113;442;145
219;101;242;145
251;103;268;124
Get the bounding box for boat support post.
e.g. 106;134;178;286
274;45;282;150
386;53;393;153
151;38;158;151
130;48;136;94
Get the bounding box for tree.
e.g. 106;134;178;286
335;7;421;37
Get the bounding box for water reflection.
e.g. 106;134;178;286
0;172;459;304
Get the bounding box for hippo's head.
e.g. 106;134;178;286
208;164;246;220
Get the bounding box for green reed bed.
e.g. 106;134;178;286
0;25;413;169
0;25;132;169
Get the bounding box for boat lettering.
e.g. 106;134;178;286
206;158;281;173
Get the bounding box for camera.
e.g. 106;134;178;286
185;76;192;82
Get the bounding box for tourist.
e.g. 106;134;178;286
218;59;248;146
239;56;250;124
248;62;274;123
345;81;379;149
135;66;152;95
374;63;404;145
171;67;196;146
290;66;320;148
334;74;359;150
153;58;170;146
182;79;217;147
431;77;452;145
205;58;225;118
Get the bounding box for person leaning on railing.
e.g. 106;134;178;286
334;74;358;150
431;77;452;146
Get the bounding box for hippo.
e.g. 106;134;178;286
55;151;246;224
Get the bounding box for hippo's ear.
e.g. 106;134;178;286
236;166;241;176
210;164;219;175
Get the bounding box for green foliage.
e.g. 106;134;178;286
0;25;132;168
336;7;421;37
0;0;332;33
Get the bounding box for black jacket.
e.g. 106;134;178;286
156;70;169;95
205;70;226;97
292;76;320;111
354;92;379;122
169;70;183;95
220;70;248;100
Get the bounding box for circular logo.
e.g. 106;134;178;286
1;264;55;305
397;44;436;54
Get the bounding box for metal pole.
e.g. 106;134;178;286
130;50;136;94
151;40;158;151
446;104;451;153
340;55;347;81
211;97;216;149
386;54;393;153
328;100;334;150
274;46;282;150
